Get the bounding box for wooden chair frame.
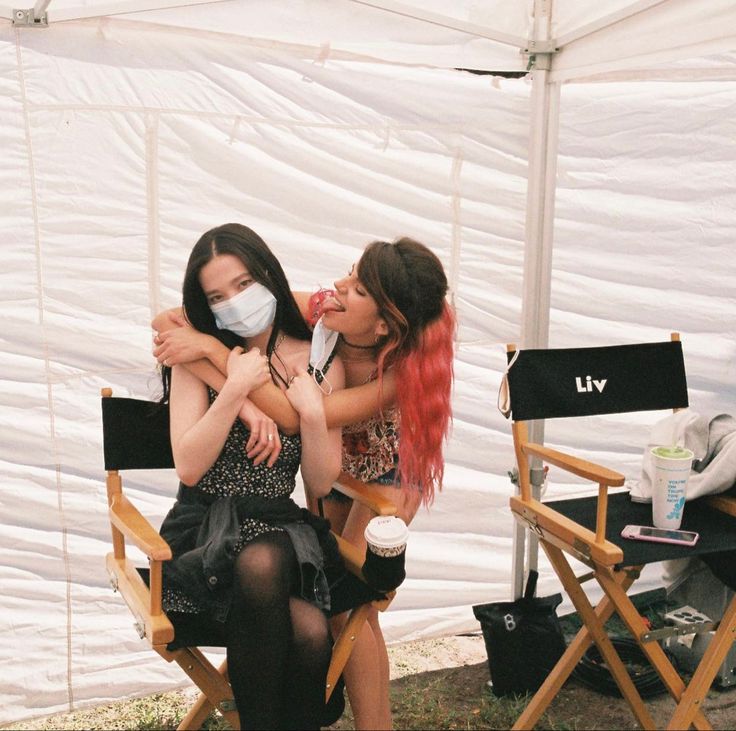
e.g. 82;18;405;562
506;335;736;730
102;388;397;730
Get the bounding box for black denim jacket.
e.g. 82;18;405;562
160;483;344;621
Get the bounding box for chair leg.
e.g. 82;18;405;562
595;568;713;731
326;602;373;702
542;545;658;730
173;651;239;730
512;565;638;730
666;593;736;730
178;691;216;731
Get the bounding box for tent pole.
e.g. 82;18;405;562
512;0;560;599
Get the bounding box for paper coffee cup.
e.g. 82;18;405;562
362;516;409;592
650;446;693;529
364;516;409;556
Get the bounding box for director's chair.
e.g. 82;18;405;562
504;335;736;730
101;388;397;730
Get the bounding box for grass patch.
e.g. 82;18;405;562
1;595;693;731
386;663;579;730
3;691;229;731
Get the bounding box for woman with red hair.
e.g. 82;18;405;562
153;236;455;729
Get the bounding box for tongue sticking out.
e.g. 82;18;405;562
321;297;345;314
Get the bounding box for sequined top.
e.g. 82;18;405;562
341;406;400;482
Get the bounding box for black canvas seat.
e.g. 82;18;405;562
547;491;736;573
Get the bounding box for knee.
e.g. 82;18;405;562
300;623;331;659
234;540;291;597
292;607;331;657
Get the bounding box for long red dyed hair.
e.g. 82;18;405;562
357;238;456;505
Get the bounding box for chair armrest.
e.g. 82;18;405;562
523;443;625;486
705;494;736;518
109;494;172;562
331;471;398;516
333;533;366;580
510;496;624;566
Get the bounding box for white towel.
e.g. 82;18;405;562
629;410;736;503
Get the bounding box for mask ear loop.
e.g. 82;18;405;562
311;368;333;396
497;348;519;419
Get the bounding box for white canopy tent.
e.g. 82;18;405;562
2;0;736;723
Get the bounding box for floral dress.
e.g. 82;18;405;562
162;388;304;614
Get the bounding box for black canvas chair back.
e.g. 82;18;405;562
507;339;688;422
102;397;173;471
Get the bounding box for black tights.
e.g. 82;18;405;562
226;531;332;730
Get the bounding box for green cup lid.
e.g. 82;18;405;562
651;445;693;459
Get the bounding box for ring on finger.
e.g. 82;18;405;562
267;433;274;442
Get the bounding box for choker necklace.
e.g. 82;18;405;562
341;336;376;350
341;352;375;363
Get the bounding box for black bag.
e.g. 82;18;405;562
472;570;567;696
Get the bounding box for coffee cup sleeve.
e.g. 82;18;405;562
362;546;406;592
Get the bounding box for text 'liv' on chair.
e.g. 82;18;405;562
101;388;397;730
504;334;736;730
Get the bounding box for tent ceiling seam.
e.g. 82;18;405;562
145;112;161;323
448;143;463;317
349;0;525;48
551;35;736;83
15;24;75;714
555;0;671;48
26;0;231;23
566;67;736;83
21;104;472;135
54;15;526;72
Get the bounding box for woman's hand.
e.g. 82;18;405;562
239;399;282;467
287;363;343;498
225;346;271;395
284;368;326;422
153;321;216;367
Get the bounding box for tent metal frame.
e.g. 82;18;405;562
5;0;231;24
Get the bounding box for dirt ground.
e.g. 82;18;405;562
5;634;735;729
380;634;736;730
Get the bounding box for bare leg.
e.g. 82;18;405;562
338;485;422;730
330;612;387;729
368;609;392;728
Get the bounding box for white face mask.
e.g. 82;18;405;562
210;282;277;338
309;316;339;395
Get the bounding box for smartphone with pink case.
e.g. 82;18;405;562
621;524;699;546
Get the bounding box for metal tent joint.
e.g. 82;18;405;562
12;8;49;26
521;39;558;71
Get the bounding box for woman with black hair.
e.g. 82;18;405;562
160;222;345;730
153;236;455;729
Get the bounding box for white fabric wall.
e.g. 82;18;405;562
1;18;530;722
2;13;736;725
